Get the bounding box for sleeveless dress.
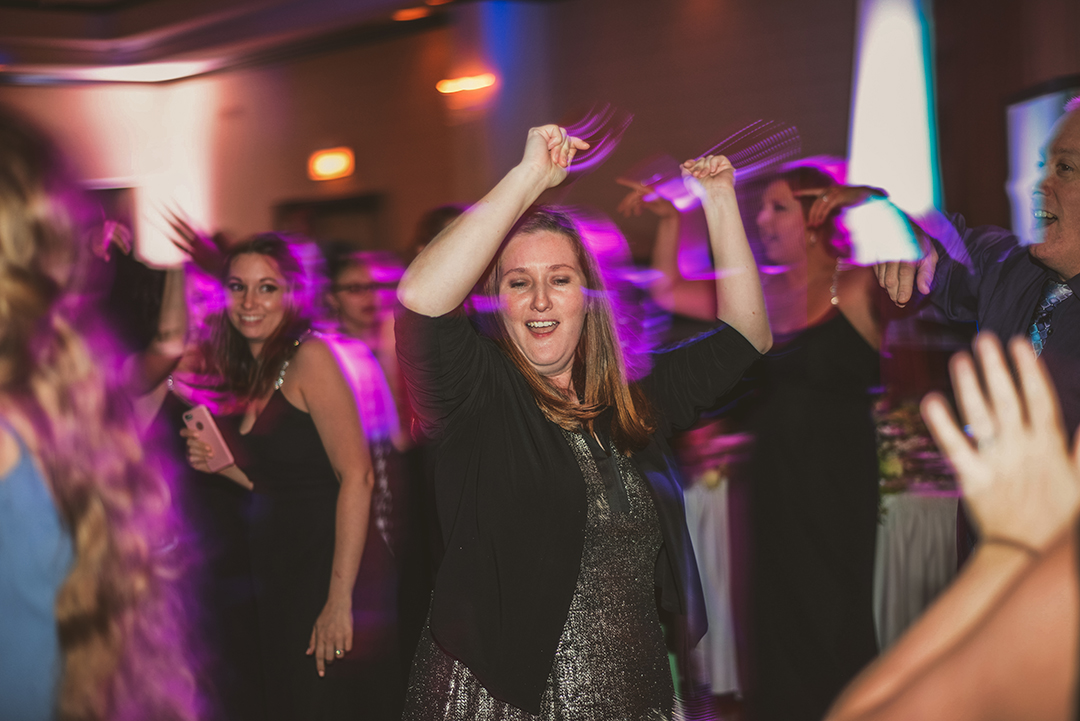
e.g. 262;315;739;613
402;428;673;720
0;424;73;721
745;311;881;721
234;384;402;721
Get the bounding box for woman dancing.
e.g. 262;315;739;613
624;161;887;720
396;124;771;719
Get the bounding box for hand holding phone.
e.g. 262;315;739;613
182;404;235;474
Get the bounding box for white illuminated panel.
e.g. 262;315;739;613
846;0;940;261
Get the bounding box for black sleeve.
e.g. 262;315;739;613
929;213;1022;324
642;323;762;438
394;306;501;442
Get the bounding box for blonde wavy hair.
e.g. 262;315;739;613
0;106;197;720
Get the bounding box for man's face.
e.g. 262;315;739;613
1032;109;1080;280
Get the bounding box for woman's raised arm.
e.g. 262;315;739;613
397;125;588;317
683;155;772;353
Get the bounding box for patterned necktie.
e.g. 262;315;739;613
1028;279;1074;356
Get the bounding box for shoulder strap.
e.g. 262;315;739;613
274;329;315;389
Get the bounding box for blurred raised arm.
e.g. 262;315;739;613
397;125;589;317
617;178;717;321
683;155;771;353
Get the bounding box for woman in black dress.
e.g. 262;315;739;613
395;124;772;719
626;161;887;718
745;165;886;721
183;235;395;719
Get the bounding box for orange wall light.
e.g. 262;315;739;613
436;73;497;95
308;147;355;181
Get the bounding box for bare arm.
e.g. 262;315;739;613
286;339;374;677
684;156;772;353
617;180;717;321
827;533;1077;721
803;183;938;307
398;125;588;317
827;335;1080;720
129;266;189;394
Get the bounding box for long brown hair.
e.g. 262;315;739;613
211;234;311;400
482;207;655;453
0;107;196;718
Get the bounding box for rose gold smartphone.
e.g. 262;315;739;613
182;404;235;473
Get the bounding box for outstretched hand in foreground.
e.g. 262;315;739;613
922;334;1080;552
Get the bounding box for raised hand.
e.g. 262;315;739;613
802;184;885;229
615;178;678;219
166;211;228;277
681;155;736;198
520;125;590;190
90;219;133;261
921;335;1080;552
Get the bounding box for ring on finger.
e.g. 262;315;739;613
334;649;343;657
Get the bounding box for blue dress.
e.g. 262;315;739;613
0;424;74;721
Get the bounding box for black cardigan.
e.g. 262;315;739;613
395;306;761;713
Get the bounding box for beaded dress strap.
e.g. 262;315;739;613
274;330;315;390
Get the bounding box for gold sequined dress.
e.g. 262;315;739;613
402;428;674;720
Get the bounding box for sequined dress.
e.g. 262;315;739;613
403;429;673;720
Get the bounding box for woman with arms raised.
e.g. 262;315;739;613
183;236;391;719
396;124;771;719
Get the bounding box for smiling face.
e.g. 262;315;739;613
497;230;587;387
1032;109;1080;280
226;252;289;358
756;180;810;266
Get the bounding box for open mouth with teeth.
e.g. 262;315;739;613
525;320;559;335
1034;209;1058;227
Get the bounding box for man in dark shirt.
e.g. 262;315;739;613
876;101;1080;436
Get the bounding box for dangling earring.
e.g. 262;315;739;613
808;231;817;245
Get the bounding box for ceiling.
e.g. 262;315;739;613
0;0;452;83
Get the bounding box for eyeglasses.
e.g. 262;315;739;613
332;282;389;294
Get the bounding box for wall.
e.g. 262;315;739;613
546;0;860;256
0;0;880;263
0;24;458;262
935;0;1080;228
